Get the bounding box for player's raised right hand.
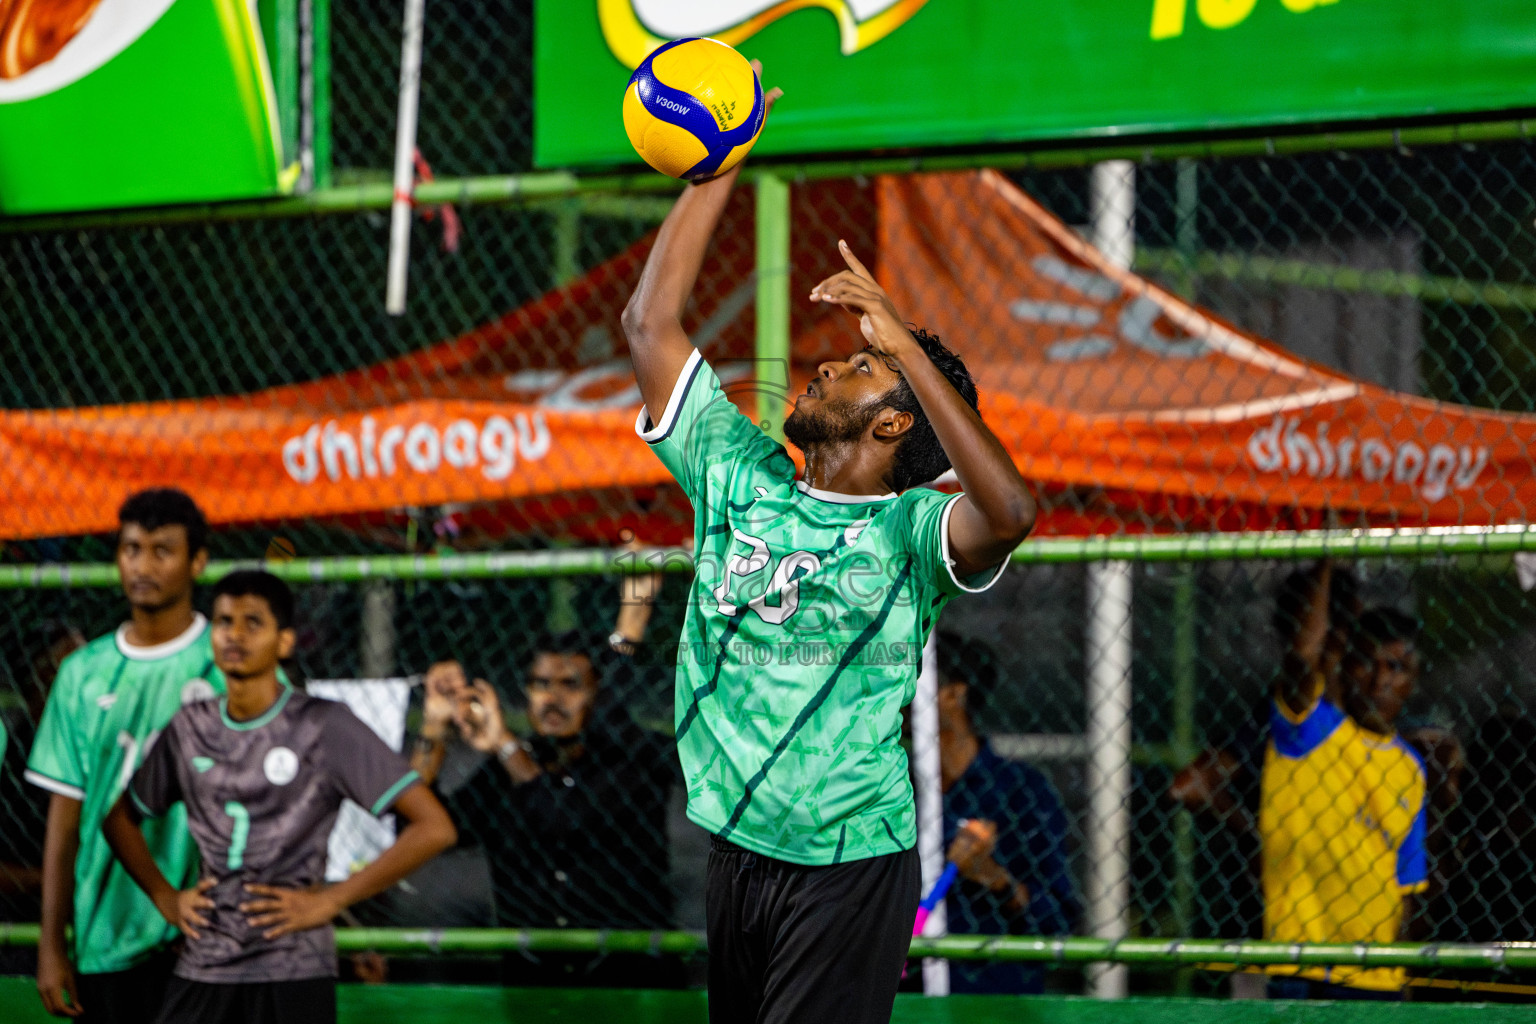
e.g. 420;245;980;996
159;876;216;940
36;942;81;1017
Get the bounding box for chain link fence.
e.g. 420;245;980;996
4;0;1536;997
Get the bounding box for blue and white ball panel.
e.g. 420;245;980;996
623;37;766;181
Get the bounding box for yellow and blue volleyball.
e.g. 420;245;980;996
623;38;766;181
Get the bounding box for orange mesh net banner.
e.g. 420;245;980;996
4;171;1533;541
879;171;1536;534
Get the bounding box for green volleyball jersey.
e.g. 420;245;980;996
26;615;223;974
638;350;1006;866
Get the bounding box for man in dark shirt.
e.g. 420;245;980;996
412;631;678;987
933;633;1078;994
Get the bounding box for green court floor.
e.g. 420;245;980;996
4;979;1535;1023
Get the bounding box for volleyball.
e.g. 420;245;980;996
622;37;766;181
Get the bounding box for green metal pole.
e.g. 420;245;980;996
265;0;301;171
4;118;1531;234
311;0;332;189
1135;248;1536;313
8;922;1536;970
1171;158;1199;299
551;199;582;287
3;527;1535;590
755;172;791;443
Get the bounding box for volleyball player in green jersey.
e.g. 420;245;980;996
27;490;223;1023
623;68;1036;1024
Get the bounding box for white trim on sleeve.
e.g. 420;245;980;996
939;494;1009;594
635;348;704;443
24;769;85;801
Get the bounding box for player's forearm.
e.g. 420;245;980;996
408;737;445;787
623;168;740;339
99;798;179;912
38;795;81;957
325;790;456;913
895;349;1035;544
1276;561;1331;714
967;859;1031;919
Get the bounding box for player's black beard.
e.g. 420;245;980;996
783;397;880;452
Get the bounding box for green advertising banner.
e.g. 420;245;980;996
0;0;289;215
536;0;1536;169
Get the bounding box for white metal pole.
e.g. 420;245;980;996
1085;561;1133;998
359;580;398;679
912;633;949;996
1085;159;1136;1000
385;0;426;316
298;0;314;192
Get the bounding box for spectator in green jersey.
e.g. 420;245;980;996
26;489;220;1023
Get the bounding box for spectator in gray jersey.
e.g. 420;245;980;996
102;571;456;1024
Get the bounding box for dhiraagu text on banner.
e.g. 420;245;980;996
536;0;1536;168
0;0;289;215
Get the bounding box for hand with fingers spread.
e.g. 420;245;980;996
155;876;217;940
808;241;917;362
240;883;342;940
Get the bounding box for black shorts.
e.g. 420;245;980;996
76;949;176;1024
705;834;921;1024
153;975;336;1024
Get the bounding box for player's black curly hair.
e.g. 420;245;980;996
118;487;209;556
881;327;979;492
530;629;601;666
1356;607;1419;650
211;570;295;631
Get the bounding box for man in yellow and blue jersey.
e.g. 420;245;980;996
1261;561;1427;999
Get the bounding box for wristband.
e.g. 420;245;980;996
496;736;528;764
609;631;637;657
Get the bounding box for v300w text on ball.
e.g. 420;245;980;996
623;37;766;181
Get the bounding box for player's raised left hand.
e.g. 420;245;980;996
808;241;916;363
240;883;342;939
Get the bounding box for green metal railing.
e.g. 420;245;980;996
2;922;1534;970
1;117;1529;234
3;526;1531;590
